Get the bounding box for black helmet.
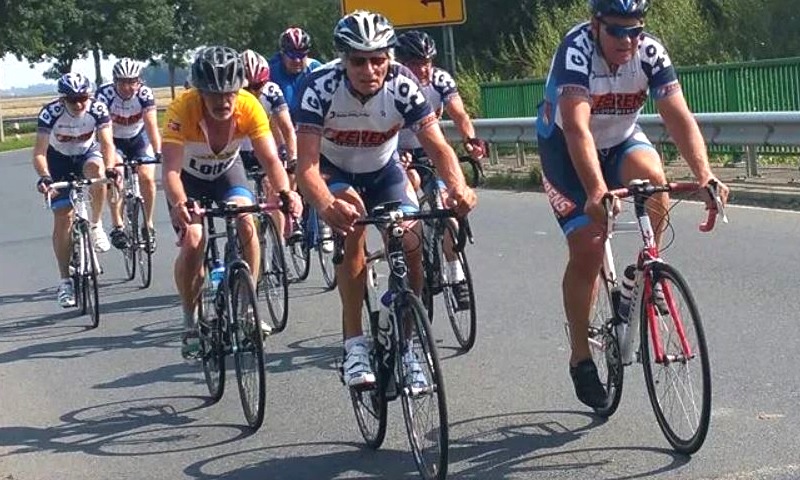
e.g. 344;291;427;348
333;10;396;53
191;46;245;93
396;30;437;62
590;0;650;17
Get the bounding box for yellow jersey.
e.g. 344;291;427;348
162;88;270;180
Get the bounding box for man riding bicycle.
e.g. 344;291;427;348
536;0;729;409
95;58;162;251
395;30;486;311
268;27;323;115
162;46;302;360
33;73;117;307
295;10;477;388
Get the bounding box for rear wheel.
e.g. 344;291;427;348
349;286;388;449
398;293;448;480
641;264;711;454
231;266;266;430
588;271;624;418
258;214;289;332
439;222;477;352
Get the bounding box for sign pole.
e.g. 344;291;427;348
445;25;457;75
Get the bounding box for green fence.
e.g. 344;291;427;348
480;57;800;118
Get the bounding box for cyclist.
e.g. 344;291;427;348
268;27;323;114
33;73;117;307
95;58;162;252
295;11;477;388
536;0;729;409
240;49;302;265
162;46;302;359
395;30;486;311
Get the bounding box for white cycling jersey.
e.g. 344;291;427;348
241;81;288;152
95;83;156;139
397;66;458;150
294;59;435;173
37;99;111;156
536;22;679;149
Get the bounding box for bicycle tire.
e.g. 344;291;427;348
349;286;388;449
83;228;100;329
589;271;624;418
122;196;137;281
439;221;477;351
289;239;311;281
71;227;86;315
398;292;448;480
231;265;267;430
318;234;337;290
258;214;289;332
640;263;711;454
198;271;225;403
132;198;152;288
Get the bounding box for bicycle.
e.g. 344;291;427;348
340;200;467;480
286;199;337;290
191;198;270;430
412;158;478;352
581;178;727;454
47;176;111;329
244;167;291;333
115;154;160;289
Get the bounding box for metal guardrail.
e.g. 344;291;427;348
440;112;800;177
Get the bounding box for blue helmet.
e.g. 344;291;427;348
57;73;93;96
590;0;650;17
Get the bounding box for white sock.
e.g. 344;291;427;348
344;335;366;352
447;261;465;282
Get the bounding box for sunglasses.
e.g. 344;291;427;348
599;18;644;39
63;95;90;104
347;55;389;67
282;50;308;60
115;78;141;86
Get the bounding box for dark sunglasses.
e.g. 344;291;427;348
599;18;644;39
63;95;90;104
347;55;389;67
282;50;308;60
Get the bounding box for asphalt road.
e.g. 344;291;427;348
1;148;798;480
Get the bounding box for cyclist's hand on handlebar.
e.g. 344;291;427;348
464;137;488;161
170;200;192;235
320;199;360;235
590;192;619;227
278;190;303;218
398;150;413;170
701;177;729;208
446;183;477;218
36;175;53;195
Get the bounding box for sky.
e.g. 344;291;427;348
0;53;117;89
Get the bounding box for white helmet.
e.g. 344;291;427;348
334;10;396;53
112;58;143;80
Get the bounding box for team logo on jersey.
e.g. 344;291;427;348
167;120;181;132
565;47;589;75
590;90;647;115
112;112;143;126
54;131;94;143
323;125;401;148
543;176;576;218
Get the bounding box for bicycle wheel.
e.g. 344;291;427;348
640;263;711;454
71;227;86;315
588;272;624;418
317;229;336;291
133;197;153;288
258;214;289;332
198;272;225;403
420;217;438;323
288;239;311;281
122;196;137;281
82;227;100;329
398;292;448;480
230;266;266;430
349;286;388;449
438;222;477;351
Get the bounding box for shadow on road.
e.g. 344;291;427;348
264;332;341;374
0;395;249;458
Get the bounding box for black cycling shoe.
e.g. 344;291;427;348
453;282;471;311
110;226;129;250
569;359;607;409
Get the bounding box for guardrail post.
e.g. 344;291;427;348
515;142;525;167
489;142;498;165
745;144;760;177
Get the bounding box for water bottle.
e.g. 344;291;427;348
617;265;637;364
210;260;225;291
377;290;393;350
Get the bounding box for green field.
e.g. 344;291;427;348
0;86;176;119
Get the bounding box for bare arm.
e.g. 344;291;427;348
656;88;712;184
161;142;187;205
252;133;291;193
32;132;50;177
295;130;330;210
143;108;162;154
97;125;116;169
416;120;465;189
274;109;297;160
559;95;606;199
444;94;476;142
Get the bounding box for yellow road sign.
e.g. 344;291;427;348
341;0;466;29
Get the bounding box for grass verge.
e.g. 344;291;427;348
0;133;36;153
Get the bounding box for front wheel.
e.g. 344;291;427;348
122;196;137;281
640;263;711;454
398;293;448;480
133;197;153;289
82;226;100;329
231;266;267;431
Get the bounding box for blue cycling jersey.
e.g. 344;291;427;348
268;53;323;117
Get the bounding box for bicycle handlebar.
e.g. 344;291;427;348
604;179;728;235
114;155;162;167
44;177;113;209
186;199;283;218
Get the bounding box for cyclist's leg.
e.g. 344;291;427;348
81;147;111;252
106;139;129;249
213;159;260;286
364;158;424;296
48;148;78;305
539;128;607;408
133;132;158;229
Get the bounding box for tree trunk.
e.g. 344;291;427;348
169;62;176;99
92;47;103;85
